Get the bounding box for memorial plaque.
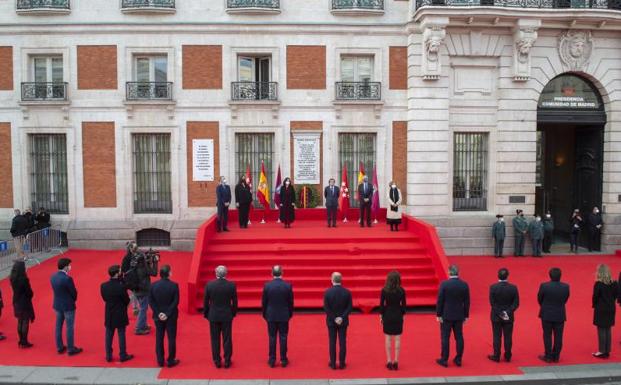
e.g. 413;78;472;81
293;133;320;184
192;139;214;182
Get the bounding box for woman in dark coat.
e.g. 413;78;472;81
592;264;618;358
279;177;296;228
10;260;34;348
380;271;406;370
234;176;253;228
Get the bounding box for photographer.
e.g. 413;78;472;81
121;241;159;335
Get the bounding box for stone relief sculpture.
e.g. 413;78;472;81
513;27;538;81
422;25;446;80
559;30;593;71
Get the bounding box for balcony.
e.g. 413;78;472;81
415;0;620;9
226;0;281;14
335;81;381;101
21;82;68;102
126;82;173;101
231;81;278;101
331;0;384;15
16;0;70;14
121;0;176;14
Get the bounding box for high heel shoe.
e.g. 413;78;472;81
392;362;398;370
386;362;393;370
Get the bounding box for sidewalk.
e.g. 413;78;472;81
1;363;621;385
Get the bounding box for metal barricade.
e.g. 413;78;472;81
0;238;18;271
23;227;63;265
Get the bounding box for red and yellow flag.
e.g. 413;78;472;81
257;161;270;209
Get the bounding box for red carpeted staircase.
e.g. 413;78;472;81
188;209;449;313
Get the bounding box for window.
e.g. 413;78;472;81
127;55;171;100
29;134;69;214
338;133;376;208
22;56;66;100
136;228;171;247
235;133;274;207
132;134;172;214
453;133;488;211
232;56;276;100
337;56;380;100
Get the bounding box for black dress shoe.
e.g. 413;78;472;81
436;359;448;367
487;355;500;362
386;362;393;370
120;354;134;363
19;342;33;349
68;347;83;356
58;346;67;354
504;356;512;363
167;359;180;368
281;359;289;368
0;335;6;341
158;362;165;367
223;228;230;232
538;355;551;363
105;357;112;363
392;362;398;370
224;361;231;368
453;358;462;367
214;361;222;368
328;362;336;370
339;363;347;370
268;360;275;368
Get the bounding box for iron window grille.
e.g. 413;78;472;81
235;133;275;207
29;134;69;214
231;81;278;101
21;82;67;101
332;0;384;9
415;0;617;8
338;133;377;208
126;82;172;101
133;134;172;214
121;0;175;8
335;81;381;101
136;228;171;247
17;0;70;10
227;0;280;8
453;133;488;211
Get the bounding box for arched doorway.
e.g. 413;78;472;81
536;74;606;249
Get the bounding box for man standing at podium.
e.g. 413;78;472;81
325;178;340;228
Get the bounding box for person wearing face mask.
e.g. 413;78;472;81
358;175;373;228
386;181;403;232
529;215;544;257
569;209;583;253
587;206;603;252
216;176;232;233
512;210;528;257
543;211;554;253
324;178;340;228
50;258;82;356
279;178;296;228
492;215;506;258
234;177;252;229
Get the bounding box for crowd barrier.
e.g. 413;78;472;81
0;228;63;270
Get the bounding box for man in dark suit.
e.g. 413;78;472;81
324;178;340;228
488;268;519;363
216;176;232;232
436;264;470;367
537;267;570;363
149;265;180;368
100;265;133;363
262;265;294;367
204;265;238;368
50;257;82;356
323;272;353;370
357;175;373;227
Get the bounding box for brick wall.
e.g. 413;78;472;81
82;122;117;207
389;46;407;90
77;45;117;90
0;47;13;90
290;121;323;205
182;45;222;89
286;46;326;90
392;121;407;201
0;123;12;208
187;122;219;207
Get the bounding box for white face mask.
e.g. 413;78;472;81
285;181;290;186
546;214;551;218
391;184;396;189
498;218;504;222
221;179;227;185
594;209;599;214
536;217;541;222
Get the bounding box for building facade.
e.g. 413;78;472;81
0;0;620;253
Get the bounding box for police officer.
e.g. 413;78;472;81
492;215;505;258
512;210;528;257
542;211;554;253
529;215;544;257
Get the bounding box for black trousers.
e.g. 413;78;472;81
210;321;233;364
440;320;464;362
238;204;250;228
155;317;177;366
105;326;127;360
17;318;30;345
542;320;564;360
359;201;371;226
597;326;611;354
491;321;513;359
217;205;229;231
532;238;543;257
514;233;525;256
326;205;337;226
328;324;347;365
494;238;504;257
267;321;289;363
543;230;553;252
570;231;580;251
588;228;601;251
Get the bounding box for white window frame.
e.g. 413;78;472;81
228;47;280;86
123;47;175;87
340;55;374;82
335;47;382;83
237;55;272;82
133;55;168;83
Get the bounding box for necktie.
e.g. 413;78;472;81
364;183;367;193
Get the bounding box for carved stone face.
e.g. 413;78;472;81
428;39;441;53
569;37;585;58
518;40;532;55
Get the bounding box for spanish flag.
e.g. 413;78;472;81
257;161;270;209
355;161;366;201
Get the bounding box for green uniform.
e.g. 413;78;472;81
492;220;506;257
512;215;528;256
529;219;544;257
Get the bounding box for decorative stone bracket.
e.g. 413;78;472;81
421;17;448;80
513;19;541;82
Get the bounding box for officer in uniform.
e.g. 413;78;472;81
542;211;554;253
529;215;544;257
512;210;528;257
492;215;506;258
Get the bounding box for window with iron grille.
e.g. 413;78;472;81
132;134;172;214
338;133;376;208
29;134;69;214
136;228;171;247
234;133;274;207
453;132;488;211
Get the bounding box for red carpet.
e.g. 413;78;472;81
188;212;448;313
0;248;620;379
